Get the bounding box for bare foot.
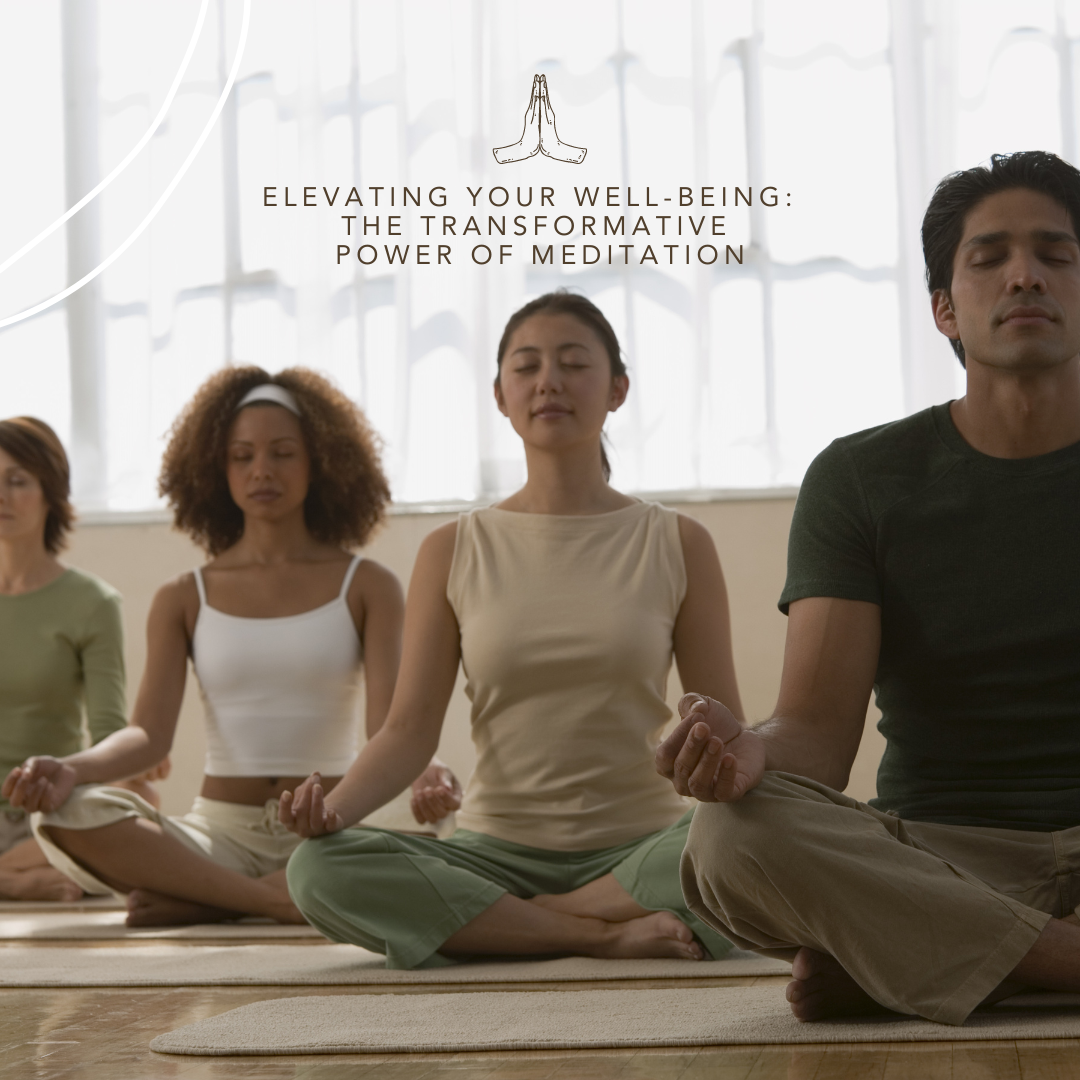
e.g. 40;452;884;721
0;868;83;902
125;888;241;927
785;947;889;1021
125;884;306;927
597;911;704;961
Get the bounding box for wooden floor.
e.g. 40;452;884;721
3;972;1080;1080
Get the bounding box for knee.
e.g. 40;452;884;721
285;837;334;915
687;787;785;858
286;830;389;916
683;780;820;892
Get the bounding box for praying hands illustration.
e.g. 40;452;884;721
493;74;587;164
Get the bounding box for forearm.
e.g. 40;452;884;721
61;725;168;786
323;720;440;827
754;715;857;791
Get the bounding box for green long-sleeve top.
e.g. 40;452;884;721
0;568;127;810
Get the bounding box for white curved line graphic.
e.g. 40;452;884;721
0;0;210;280
0;0;251;332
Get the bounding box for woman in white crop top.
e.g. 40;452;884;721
4;368;454;926
280;293;747;969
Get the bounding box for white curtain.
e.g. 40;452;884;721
1;0;1077;511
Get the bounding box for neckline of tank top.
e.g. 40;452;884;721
196;595;351;623
194;556;362;623
475;499;653;527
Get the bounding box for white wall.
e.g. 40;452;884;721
65;498;885;815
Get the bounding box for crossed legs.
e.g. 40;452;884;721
442;873;702;961
786;914;1080;1021
43;818;302;925
682;772;1080;1024
286;821;727;969
0;837;82;902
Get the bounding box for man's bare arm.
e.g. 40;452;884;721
757;596;880;788
656;597;880;800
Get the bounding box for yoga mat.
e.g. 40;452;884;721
0;943;790;987
0;896;124;913
0;910;325;940
150;986;1080;1055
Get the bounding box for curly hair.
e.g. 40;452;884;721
159;367;390;555
0;416;74;554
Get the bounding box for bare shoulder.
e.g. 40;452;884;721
416;520;459;571
349;557;404;606
153;572;199;616
676;513;719;559
147;572;200;644
421;520;459;554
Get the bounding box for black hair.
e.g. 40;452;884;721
495;290;627;480
922;150;1080;366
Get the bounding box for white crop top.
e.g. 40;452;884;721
192;556;363;777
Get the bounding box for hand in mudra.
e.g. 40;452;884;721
655;694;765;802
538;74;586;163
278;772;345;838
411;759;462;824
493;74;541;164
1;757;78;813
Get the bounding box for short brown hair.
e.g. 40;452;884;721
159;367;391;555
0;417;74;554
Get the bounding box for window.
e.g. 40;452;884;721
1;0;1069;511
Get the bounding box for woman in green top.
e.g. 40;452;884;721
0;417;161;901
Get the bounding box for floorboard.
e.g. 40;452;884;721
3;976;1080;1079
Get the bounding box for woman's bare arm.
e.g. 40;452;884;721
670;514;745;722
281;523;463;835
1;577;192;812
346;559;405;740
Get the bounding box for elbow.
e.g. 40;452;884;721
379;713;441;763
134;726;172;765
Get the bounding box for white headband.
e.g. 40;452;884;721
235;383;301;416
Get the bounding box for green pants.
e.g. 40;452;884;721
286;808;731;969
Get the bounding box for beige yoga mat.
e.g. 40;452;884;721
0;943;790;987
0;910;325;940
0;896;124;913
151;986;1080;1055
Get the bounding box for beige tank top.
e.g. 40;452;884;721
447;501;690;851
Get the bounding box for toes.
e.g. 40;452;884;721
670;919;693;943
789;992;827;1022
786;979;829;1020
791;946;829;980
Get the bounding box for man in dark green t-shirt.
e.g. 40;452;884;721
656;151;1080;1027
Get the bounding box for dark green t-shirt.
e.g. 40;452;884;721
779;403;1080;831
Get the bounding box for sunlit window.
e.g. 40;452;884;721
1;0;1071;512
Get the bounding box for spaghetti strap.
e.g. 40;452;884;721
338;554;364;599
193;567;208;607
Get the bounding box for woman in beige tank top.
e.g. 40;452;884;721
281;293;747;968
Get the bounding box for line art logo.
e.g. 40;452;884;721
493;74;586;164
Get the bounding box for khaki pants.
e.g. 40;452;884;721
33;785;303;896
679;772;1077;1026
